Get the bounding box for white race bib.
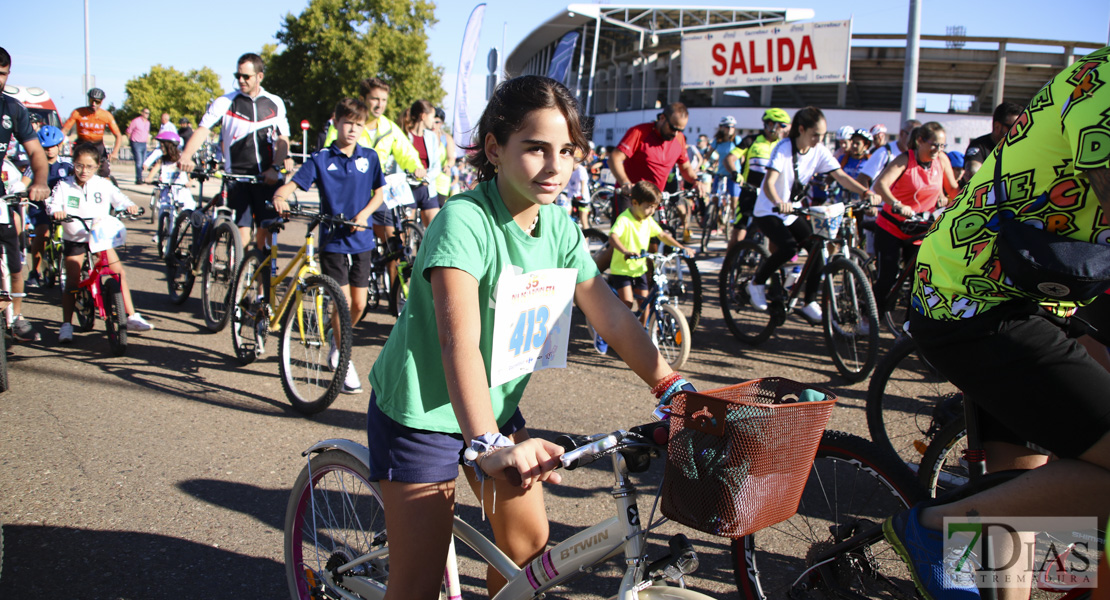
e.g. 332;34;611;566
382;173;415;209
88;216;127;253
489;268;577;387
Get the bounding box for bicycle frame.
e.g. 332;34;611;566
75;250;120;320
301;437;712;600
250;225;321;333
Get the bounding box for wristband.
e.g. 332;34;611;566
651;372;682;398
463;432;514;481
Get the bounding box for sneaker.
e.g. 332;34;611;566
126;313;155;332
328;339;339;371
884;504;981;600
59;322;74;343
800;301;823;324
592;331;609;355
11;317;41;342
341;361;363;394
25;272;42;288
746;281;768;311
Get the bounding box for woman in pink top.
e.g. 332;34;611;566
871;121;960;302
125;108;151;183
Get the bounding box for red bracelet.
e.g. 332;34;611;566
651;372;681;398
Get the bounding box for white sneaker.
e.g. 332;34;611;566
746;281;768;311
800;301;823;323
59;322;74;343
127;313;155;332
328;340;339;371
341;361;363;394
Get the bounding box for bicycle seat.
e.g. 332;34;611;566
260;217;285;232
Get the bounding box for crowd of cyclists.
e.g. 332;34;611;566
4;39;1110;599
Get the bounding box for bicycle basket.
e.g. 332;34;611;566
660;377;836;538
809;202;845;240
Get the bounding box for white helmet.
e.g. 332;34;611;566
836;125;855;141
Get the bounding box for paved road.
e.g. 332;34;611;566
0;177;895;598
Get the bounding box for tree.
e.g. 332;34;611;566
117;65;224;131
263;0;445;144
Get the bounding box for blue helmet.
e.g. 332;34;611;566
946;150;965;168
37;125;66;149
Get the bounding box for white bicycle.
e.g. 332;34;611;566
284;420;716;599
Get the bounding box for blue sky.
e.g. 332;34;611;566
4;0;1108;127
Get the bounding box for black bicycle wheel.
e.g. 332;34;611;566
74;253;96;332
229;251;266;365
0;320;8;393
102;277;128;356
917;417;970;499
719;241;777;345
41;235;62;289
700;198;719;254
733;430;924;599
866;336;963;475
279;274;352;415
156;210;173;260
285;449;388;599
201;221;243;333
821;257;880;382
880;269;915;338
165;210;196;305
401;221;423;259
660;249;703;332
589;187;614;226
388;262;413;318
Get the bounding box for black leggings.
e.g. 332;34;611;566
753;215;822;304
873;227;917;305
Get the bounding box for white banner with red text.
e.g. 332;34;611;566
681;20;852;89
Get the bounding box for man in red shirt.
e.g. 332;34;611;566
62;88;123;177
609;103;699;234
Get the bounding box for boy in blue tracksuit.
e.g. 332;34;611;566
272;97;385;394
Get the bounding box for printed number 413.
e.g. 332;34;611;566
509;306;550;357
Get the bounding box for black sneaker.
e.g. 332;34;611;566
12;317;41;342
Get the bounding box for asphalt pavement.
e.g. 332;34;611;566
0;171;896;599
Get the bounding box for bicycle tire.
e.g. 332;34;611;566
648;302;691;369
732;430;924;599
156;210;173;259
821;257;880;382
285;449;388;600
880;270;915;339
279;274;353;415
0;321;8;393
388;262;413;318
917;417;969;499
401;220;423;259
74;253;96;332
165;210;196;305
230;251;266;365
699;199;719;254
103;277;128;357
148;192;157;224
866;336;963;475
42;236;62;289
589;187;614;226
718;241;776;345
661;250;703;332
201;221;243;333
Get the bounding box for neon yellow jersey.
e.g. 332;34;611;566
912;46;1110;320
735;133;777;183
609;209;663;277
323;115;421;176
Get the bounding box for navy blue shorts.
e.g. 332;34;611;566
371;203;399;228
412;184;439;211
366;392;527;483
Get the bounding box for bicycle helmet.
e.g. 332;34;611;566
719;115;737;127
836;125;855;141
434;107;446;121
154;130;181;144
761;107;790;124
87;87;106;101
869;123;887;136
946;150;965;168
852;128;873;143
37;125;65;149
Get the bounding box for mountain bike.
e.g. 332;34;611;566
149;179;195;259
163;172;246;332
363;219;420;319
228;205;356;415
0;192;30;391
874;212;936;337
587;180;615;226
719;203;880;382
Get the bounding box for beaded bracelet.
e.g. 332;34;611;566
651;372;682;398
659;377;690;405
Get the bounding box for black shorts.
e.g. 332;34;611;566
63;239;90;257
225;179;279;229
609;273;649;291
0;224;20;276
320;250;373;288
909;301;1110;459
411;184;438;211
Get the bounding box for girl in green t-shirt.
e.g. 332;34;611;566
368;75;696;599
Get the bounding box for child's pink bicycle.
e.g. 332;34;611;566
62;210;143;356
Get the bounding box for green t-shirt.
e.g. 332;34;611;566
367;179;601;433
609;209;663;277
912;46;1110;320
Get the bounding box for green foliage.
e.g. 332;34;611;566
263;0;445;141
118;65;224;129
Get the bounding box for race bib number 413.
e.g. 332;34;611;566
489;268;577;387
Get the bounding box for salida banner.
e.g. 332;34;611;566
681;20;852;89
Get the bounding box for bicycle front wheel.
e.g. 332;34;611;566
917;417;969;499
732;431;923;599
103;277;128;356
42;235;62;289
589;187;614;226
648;303;691;369
156;210;173;260
285;449;388;600
388;263;413;318
661;250;703;332
230;251;266;365
201;221;243;333
74;255;96;332
401;220;424;259
719;241;776;345
165;210;196;304
821;257;880;382
700;199;719;254
279;274;352;415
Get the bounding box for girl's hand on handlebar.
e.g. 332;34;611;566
480;438;565;489
126;205;140;216
776;200;793;214
53;211;67;221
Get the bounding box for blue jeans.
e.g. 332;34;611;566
130;141;148;182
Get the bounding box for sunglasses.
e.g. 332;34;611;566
233;72;254;81
929;141;947;150
666;121;686;133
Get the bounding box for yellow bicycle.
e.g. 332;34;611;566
229;206;357;415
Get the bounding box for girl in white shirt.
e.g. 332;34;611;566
48;143;154;342
143;130;197;242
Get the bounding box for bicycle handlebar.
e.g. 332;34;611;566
60;207;146;230
503;420;670;486
0;191;30;204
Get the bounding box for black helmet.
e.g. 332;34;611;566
87;88;106;101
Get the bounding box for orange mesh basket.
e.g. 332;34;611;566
660;378;836;538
